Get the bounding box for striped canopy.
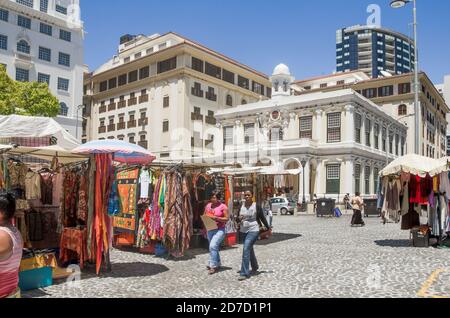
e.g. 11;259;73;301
72;140;156;164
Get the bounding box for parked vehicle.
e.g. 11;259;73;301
270;197;296;215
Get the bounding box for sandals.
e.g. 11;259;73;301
208;268;219;275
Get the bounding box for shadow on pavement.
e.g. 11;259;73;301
101;262;170;278
255;233;302;246
374;239;412;248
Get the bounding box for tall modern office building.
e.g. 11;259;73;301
0;0;84;140
336;25;415;78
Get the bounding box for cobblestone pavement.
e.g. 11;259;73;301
23;215;450;298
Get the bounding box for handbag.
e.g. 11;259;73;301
259;228;272;240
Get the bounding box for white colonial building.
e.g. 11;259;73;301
83;32;271;159
0;0;84;139
215;64;408;201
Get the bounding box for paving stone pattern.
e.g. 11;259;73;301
22;215;450;298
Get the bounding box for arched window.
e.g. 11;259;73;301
226;95;233;107
59;102;68;116
398;104;407;116
17;40;30;54
241;99;247;105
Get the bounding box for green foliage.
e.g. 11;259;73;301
0;65;60;117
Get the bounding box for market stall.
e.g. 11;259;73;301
0;144;91;290
379;154;450;247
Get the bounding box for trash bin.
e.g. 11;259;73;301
411;227;430;248
364;199;379;217
316;198;336;217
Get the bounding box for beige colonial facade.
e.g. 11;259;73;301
215;65;408;201
292;71;449;159
83;32;271;160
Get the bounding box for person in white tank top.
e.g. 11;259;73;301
0;192;24;298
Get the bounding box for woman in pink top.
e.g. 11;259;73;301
0;192;23;298
204;192;229;275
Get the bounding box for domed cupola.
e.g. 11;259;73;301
270;63;295;99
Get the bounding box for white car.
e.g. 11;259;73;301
270;197;296;215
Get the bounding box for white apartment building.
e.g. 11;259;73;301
83;32;271;160
215;64;407;200
0;0;84;140
436;75;450;155
292;71;449;159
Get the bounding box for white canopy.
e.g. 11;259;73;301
0;144;12;154
428;157;450;176
0;115;80;150
5;145;89;164
259;166;301;175
208;166;301;176
380;154;443;178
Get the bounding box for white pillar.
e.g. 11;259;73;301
344;158;354;195
315;159;324;196
344;105;355;143
214;123;223;158
361;112;366;146
314;110;323;143
288;113;298;140
299;158;311;203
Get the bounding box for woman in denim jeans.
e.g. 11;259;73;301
238;191;270;281
205;192;229;275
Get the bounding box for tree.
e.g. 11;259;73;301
0;65;60;117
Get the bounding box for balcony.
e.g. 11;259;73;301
191;113;204;121
139;95;149;104
191;137;203;148
98;126;106;134
138;118;148;126
127;120;137;128
138;141;148;149
14;51;33;67
99;105;106;113
205;92;217;102
118;101;126;109
107;124;116;132
117;122;126;130
128;98;137;106
205;116;216;125
108;103;116;111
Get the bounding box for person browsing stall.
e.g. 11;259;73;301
237;190;270;281
204;192;229;275
0;193;23;298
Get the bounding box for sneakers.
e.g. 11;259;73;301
238;276;249;281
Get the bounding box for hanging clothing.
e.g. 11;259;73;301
440;172;450;200
401;203;420;230
410;174;432;205
40;172;54;205
139;169;152;199
400;182;409;216
52;170;64;207
383;179;401;222
77;172;88;223
24;171;41;200
428;195;440;236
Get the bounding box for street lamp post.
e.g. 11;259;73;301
385;113;415;166
390;0;420;155
301;159;307;212
75;104;84;141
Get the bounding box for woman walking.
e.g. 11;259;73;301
0;193;23;298
351;192;366;227
238;191;270;281
204;192;229;275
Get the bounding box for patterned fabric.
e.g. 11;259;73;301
62;171;78;228
60;227;87;269
77;172;88;222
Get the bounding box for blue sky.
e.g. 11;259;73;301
81;0;450;83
